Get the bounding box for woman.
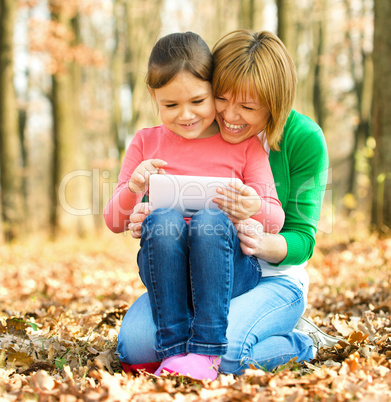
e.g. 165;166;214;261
116;30;331;375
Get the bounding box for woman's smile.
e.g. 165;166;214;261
222;119;247;131
215;93;270;144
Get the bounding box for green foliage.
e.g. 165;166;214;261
54;349;70;370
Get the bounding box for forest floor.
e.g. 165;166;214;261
0;225;390;401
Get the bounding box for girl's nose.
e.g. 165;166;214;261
179;106;195;120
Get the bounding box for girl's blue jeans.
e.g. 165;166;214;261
117;276;314;373
117;208;314;373
136;208;262;360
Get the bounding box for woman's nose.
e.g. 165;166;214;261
222;104;239;121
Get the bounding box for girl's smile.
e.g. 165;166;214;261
150;71;218;140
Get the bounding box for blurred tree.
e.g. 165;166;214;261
277;0;368;217
112;0;128;156
277;0;297;59
0;0;25;241
311;0;328;130
277;0;322;121
49;1;94;237
239;0;255;28
193;0;262;53
125;0;164;146
343;0;373;210
371;0;391;234
211;0;241;43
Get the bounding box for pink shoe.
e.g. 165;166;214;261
161;353;221;381
154;353;186;376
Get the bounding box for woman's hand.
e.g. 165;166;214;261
213;179;262;220
128;159;167;193
231;217;264;256
128;202;150;238
233;217;288;263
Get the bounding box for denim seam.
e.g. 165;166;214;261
187;341;229;348
145;214;188;354
249;255;262;273
187;214;231;349
223;224;232;327
236;342;312;374
146;225;164;351
187;247;196;346
158;342;187;354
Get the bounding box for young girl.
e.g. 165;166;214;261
105;32;284;380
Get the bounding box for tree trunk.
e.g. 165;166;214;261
371;0;391;234
194;0;243;46
112;0;127;156
125;0;164;140
312;15;325;129
277;0;317;119
0;0;25;241
343;0;372;212
239;0;255;29
49;4;94;237
277;0;297;60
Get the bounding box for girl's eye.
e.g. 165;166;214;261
193;99;205;105
165;103;177;108
215;97;226;102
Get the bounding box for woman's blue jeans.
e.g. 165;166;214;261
136;208;262;360
117;276;314;374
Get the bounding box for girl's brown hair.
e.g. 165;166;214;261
147;32;213;89
212;30;297;151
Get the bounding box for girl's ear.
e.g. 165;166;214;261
148;86;156;100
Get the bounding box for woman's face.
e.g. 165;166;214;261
214;92;271;144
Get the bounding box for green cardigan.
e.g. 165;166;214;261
269;109;329;266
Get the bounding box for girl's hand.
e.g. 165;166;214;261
213;179;262;220
232;218;264;256
128;202;150;238
128;159;167;193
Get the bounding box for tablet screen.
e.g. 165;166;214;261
149;174;232;217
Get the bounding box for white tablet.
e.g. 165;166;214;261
149;174;233;217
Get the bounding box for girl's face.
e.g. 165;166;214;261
150;71;217;139
214;92;271;144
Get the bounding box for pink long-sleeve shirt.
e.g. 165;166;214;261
104;125;284;233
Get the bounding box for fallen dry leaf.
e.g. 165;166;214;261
0;234;390;400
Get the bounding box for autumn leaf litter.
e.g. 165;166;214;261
0;234;390;400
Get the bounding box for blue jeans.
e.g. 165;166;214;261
136;208;262;360
117;275;314;373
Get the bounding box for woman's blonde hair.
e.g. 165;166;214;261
212;30;297;151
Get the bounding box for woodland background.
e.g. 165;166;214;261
0;0;391;400
0;0;390;242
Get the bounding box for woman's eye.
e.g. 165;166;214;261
193;99;205;104
165;104;177;108
215;97;226;102
242;106;255;111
